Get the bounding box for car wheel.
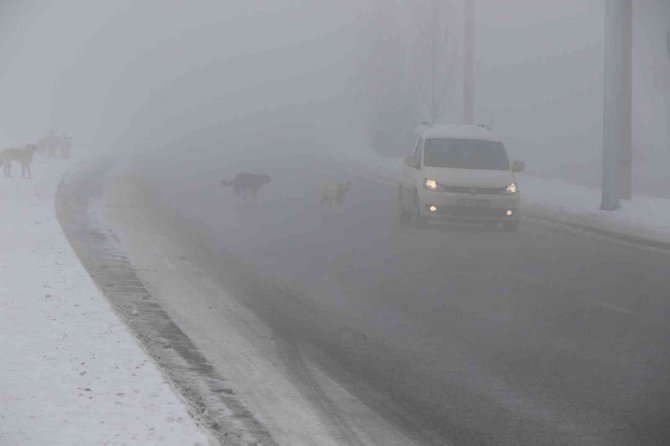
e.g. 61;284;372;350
398;185;410;225
503;219;519;233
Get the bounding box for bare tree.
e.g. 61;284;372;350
354;0;417;156
411;0;459;124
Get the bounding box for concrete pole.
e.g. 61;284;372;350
619;0;632;200
602;0;632;210
463;0;474;125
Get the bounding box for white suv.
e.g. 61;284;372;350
399;124;523;232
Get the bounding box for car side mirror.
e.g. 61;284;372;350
512;160;525;172
404;154;419;169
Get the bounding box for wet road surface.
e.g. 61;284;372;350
115;144;670;445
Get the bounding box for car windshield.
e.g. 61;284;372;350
424;138;510;170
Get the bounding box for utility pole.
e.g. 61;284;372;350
602;0;632;210
620;0;632;200
463;0;474;125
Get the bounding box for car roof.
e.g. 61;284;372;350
416;124;501;142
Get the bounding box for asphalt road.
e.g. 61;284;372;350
115;144;670;445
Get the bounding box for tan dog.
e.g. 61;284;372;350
321;181;351;210
45;130;59;158
1;144;39;178
36;136;50;156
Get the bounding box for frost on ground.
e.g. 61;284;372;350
0;158;210;446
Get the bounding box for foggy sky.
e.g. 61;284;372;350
0;0;668;188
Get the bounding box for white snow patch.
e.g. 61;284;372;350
0;157;210;446
519;174;670;245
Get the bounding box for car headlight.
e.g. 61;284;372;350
424;178;440;191
505;182;518;194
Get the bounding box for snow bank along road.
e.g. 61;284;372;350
0;158;210;446
61;143;670;446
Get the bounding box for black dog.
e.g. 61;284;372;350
221;172;271;203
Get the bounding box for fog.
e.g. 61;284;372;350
0;0;366;155
3;2;670;445
2;1;668;187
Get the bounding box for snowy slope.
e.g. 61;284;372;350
0;157;211;446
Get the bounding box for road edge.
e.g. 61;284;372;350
55;158;278;446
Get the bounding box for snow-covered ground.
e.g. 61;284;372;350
519;175;670;246
335;149;670;247
0;157;211;446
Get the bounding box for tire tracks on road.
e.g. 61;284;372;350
56;158;278;446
